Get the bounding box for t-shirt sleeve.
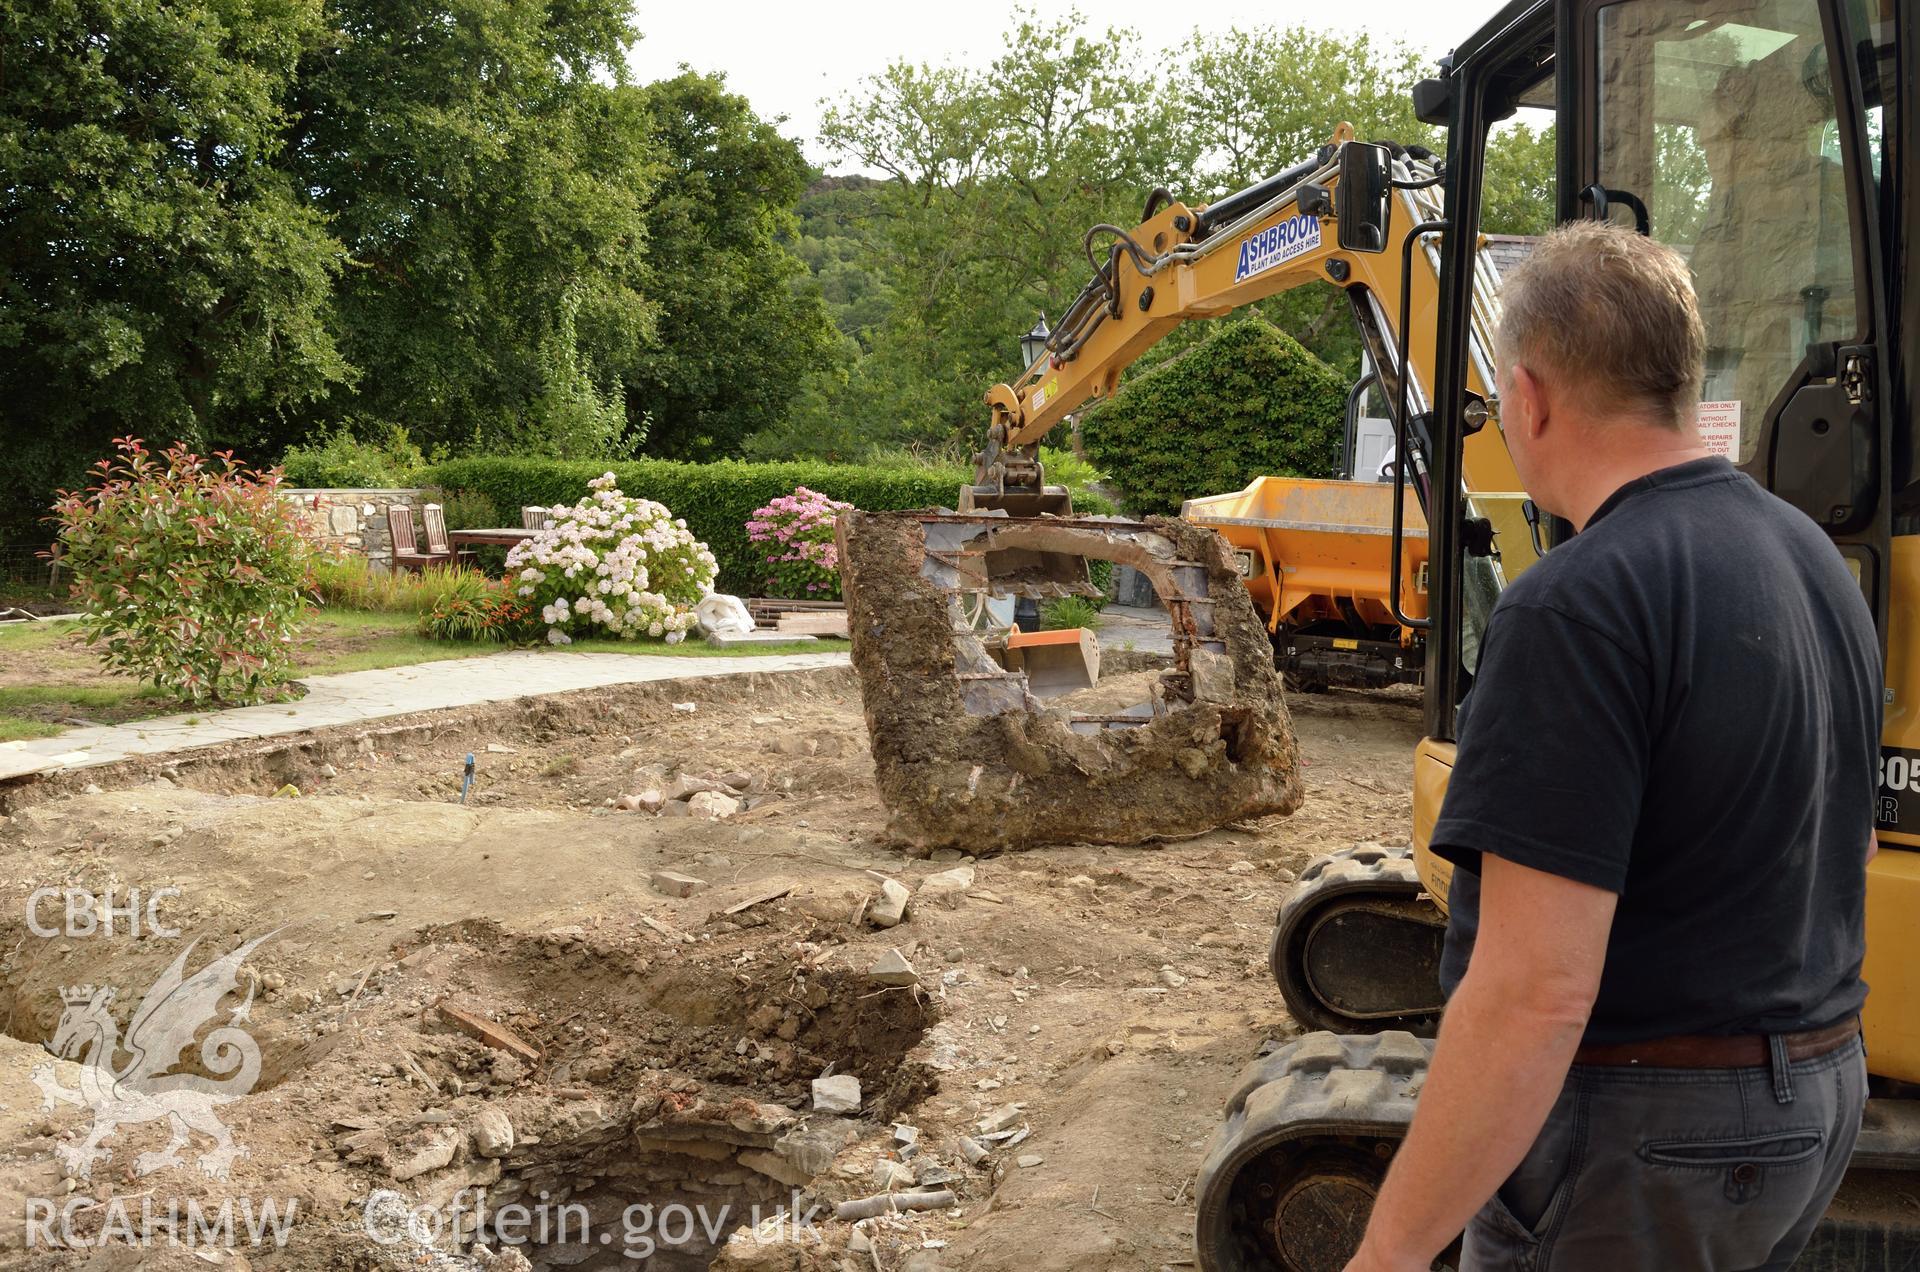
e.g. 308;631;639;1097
1429;602;1650;894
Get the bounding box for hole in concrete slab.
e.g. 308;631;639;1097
931;519;1198;732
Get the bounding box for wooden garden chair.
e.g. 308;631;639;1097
521;506;550;530
420;504;475;568
387;505;440;574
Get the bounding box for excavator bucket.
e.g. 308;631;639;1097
1002;627;1101;698
954;484;1096;602
834;506;1304;853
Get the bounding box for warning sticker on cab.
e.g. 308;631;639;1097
1234;214;1322;284
1697;400;1741;460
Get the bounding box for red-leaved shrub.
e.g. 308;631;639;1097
49;437;317;703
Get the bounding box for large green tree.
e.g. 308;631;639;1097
284;0;656;458
808;11;1175;456
791;13;1473;460
0;0;347;536
619;72;838;461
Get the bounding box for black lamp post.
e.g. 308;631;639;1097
1020;313;1051;370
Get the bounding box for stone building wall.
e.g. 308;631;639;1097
280;487;433;571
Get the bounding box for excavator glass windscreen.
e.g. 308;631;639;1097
1595;0;1865;465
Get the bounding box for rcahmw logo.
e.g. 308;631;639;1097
1234;214;1322;283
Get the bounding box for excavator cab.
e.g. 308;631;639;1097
1198;0;1920;1267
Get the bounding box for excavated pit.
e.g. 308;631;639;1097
838;509;1304;852
0;891;934;1270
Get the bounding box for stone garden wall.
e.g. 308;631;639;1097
280;487;432;571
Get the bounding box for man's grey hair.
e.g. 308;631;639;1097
1496;221;1706;430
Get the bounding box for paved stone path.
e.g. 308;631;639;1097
1097;604;1176;655
0;650;848;783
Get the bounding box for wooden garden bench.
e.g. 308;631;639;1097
421;504;477;568
387;505;444;573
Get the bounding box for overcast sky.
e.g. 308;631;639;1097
625;1;1472;172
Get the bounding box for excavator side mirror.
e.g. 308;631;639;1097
1337;142;1393;254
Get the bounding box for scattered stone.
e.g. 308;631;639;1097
914;1160;957;1187
485;743;517;754
318;764;339;780
660;801;691;819
872;1160;915;1190
917;865;974;908
1227;860;1257;875
613;794;643;812
772;735;813;757
868;878;911;928
1015;1154;1044;1169
977;1104;1024;1135
81;783;103;796
893;1124;920;1149
686;791;741;820
811;1074;862;1114
956;1136;989;1165
1159;966;1188;989
1274;867;1298;883
470;1107;514;1158
650;870;708;899
671;702;697;713
664;773;724;800
388;1128;460;1181
718;770;754;792
1196;931;1239;948
789;879;873;923
848;1228;873;1255
868;949;919;988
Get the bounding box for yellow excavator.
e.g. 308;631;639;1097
1188;0;1920;1268
923;0;1918;1265
968;124;1541;698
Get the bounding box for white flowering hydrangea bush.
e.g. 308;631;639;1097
505;474;718;645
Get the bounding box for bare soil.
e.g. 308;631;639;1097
0;665;1421;1270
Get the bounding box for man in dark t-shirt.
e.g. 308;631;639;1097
1346;223;1876;1271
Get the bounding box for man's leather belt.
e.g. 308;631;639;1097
1573;1017;1860;1069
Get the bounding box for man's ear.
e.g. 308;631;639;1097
1506;363;1547;439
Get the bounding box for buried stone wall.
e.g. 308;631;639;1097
837;510;1303;852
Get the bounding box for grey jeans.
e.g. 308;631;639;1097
1463;1035;1868;1271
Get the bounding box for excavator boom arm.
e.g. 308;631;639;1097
978;134;1521;503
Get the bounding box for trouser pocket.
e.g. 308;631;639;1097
1638;1128;1826;1203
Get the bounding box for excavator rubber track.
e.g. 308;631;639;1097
1197;1035;1920;1269
1195;1030;1436;1272
1270;844;1446;1036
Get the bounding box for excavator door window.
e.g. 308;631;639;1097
1582;0;1888;614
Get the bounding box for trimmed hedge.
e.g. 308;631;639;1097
1081;316;1347;515
420;457;968;596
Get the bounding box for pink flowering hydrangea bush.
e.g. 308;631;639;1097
506;474;717;645
746;486;852;600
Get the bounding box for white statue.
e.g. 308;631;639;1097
696;593;757;639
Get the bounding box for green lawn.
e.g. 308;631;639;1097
0;612;845;740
